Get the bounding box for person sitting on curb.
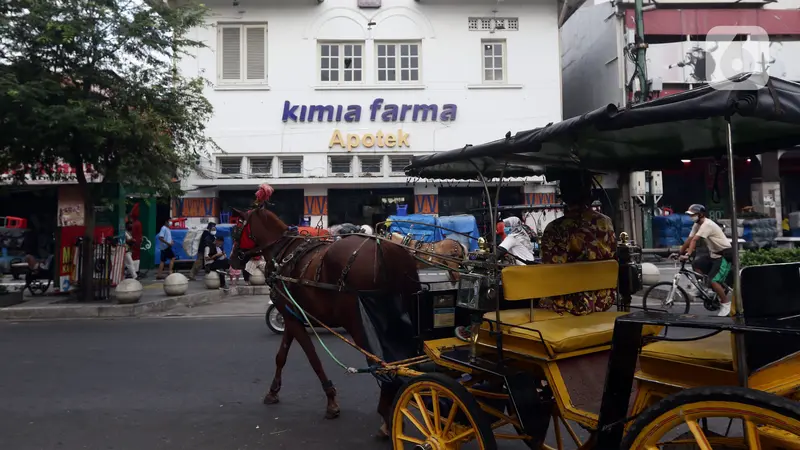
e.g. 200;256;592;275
189;222;217;281
205;236;230;291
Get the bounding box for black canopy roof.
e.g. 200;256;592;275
407;73;800;179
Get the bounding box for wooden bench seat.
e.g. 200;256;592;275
487;260;660;356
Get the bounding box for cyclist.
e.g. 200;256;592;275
676;204;733;317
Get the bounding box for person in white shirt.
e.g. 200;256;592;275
677;204;734;317
497;216;535;265
156;218;176;280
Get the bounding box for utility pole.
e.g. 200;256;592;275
634;0;649;103
633;0;653;248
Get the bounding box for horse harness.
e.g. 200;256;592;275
236;218;381;295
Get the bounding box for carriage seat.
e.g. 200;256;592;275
640;331;734;370
489;260;661;355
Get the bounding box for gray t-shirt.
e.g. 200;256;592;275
689;219;731;259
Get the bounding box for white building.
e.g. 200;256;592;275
176;0;566;229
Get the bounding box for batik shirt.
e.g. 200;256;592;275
539;207;617;316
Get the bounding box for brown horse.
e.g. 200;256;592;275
229;207;421;435
389;232;467;280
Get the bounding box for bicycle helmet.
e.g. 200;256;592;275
685;204;706;216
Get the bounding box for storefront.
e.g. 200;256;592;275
175;0;566;230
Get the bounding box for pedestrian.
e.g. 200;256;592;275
156;218;176;280
189;222;217;280
205;236;230;290
123;223;138;280
129;203;143;278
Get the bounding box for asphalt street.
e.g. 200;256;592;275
0;263;717;450
0;317;389;450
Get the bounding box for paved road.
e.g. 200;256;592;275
0;283;718;450
0;316;394;450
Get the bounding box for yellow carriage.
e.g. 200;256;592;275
384;73;800;449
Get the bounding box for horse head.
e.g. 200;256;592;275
229;206;288;270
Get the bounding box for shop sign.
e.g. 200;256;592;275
282;98;457;123
328;129;410;151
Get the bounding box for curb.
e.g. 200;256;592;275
0;285;271;321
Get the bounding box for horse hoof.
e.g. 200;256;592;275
263;393;279;404
325;408;341;419
376;423;390;440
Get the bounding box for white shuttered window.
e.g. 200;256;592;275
218;24;268;85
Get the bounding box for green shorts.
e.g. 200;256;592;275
709;256;732;285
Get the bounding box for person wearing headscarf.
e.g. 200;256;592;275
540;171;616;316
497;216;534;265
129;203;143;277
189;222;217;281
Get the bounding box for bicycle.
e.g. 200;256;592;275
641;255;729;314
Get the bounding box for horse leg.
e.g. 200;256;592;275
263;326;294;404
291;322;341;419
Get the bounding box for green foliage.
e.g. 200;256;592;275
740;248;800;267
0;0;219;196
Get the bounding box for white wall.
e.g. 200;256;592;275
560;1;625;119
178;0;563;188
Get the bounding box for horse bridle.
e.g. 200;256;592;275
234;209;294;262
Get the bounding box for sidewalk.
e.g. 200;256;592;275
0;274;270;321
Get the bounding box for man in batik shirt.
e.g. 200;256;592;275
540;172;617;315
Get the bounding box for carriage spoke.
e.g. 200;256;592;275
744;419;762;450
552;413;564;450
401;406;430;437
413;393;435;434
397;434;426;445
444;426;476;444
685;419;713;450
441;399;459;436
431;389;441;434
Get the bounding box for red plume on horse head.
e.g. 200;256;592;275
255;183;275;205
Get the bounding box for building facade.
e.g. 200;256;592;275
176;0;565;229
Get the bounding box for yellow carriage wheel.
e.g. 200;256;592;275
391;373;497;450
621;386;800;449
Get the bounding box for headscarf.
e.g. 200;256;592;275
503;216;533;249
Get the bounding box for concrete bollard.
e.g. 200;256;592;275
163;273;189;296
116;279;143;304
204;271;221;289
642;262;660;286
249;270;266;286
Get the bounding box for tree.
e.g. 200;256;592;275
0;0;218;301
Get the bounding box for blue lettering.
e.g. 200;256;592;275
281;101;298;122
308;105;335;122
400;104;412;121
369;98;383;121
440;104;457;121
381;104;398;122
282;99;457;123
344;105;361;122
413;104;438;121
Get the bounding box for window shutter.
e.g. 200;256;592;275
245;26;266;81
221;27;241;80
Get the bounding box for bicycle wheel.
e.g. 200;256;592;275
641;282;691;314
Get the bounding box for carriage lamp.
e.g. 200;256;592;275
477;237;488;252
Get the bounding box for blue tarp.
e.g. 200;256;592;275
154;224;236;264
438;215;480;251
388;214;444;242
